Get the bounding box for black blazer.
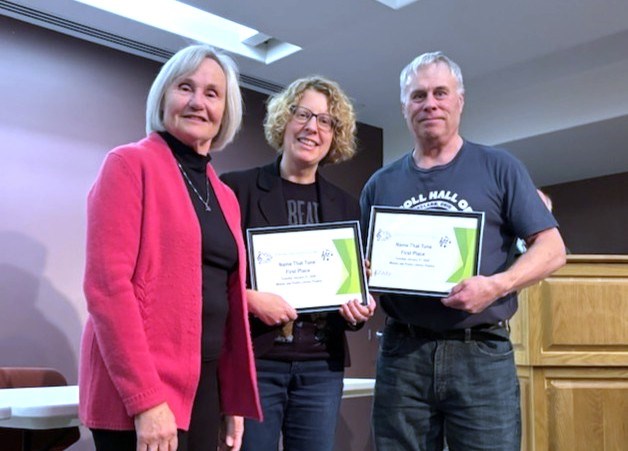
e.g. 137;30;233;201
220;157;361;363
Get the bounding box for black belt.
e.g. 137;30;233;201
386;318;510;341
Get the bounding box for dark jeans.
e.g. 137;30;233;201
92;429;190;450
242;358;344;451
372;322;521;451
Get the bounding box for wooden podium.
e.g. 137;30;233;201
511;255;628;451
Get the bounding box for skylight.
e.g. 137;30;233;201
374;0;420;10
73;0;301;64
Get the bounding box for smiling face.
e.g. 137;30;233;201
403;62;464;148
281;89;334;172
162;58;226;155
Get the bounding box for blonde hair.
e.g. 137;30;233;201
146;44;242;151
264;76;357;165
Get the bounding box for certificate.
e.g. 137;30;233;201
366;206;484;297
247;221;368;312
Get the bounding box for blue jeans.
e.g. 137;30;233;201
242;359;344;451
372;323;521;451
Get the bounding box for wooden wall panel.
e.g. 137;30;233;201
513;256;628;366
514;256;628;451
517;367;533;451
540;368;628;451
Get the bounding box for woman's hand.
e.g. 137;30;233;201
339;295;376;326
218;415;244;450
246;290;298;326
134;402;178;451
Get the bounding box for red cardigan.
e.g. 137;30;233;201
79;133;261;430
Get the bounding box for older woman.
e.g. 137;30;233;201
79;44;261;451
221;76;375;451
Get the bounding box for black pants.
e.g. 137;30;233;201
92;360;220;451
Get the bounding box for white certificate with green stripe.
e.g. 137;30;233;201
366;207;484;297
247;221;368;312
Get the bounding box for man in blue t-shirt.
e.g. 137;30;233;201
361;52;566;450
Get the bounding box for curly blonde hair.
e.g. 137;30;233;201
264;76;357;165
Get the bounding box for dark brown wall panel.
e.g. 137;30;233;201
543;172;628;254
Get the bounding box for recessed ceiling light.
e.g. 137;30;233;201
73;0;300;64
374;0;420;10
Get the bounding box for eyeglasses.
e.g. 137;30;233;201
290;105;337;131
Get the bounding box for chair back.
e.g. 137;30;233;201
0;367;68;388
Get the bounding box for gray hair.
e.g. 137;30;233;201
399;51;465;105
146;44;242;151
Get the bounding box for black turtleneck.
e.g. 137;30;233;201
160;132;237;361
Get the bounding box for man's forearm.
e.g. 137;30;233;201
495;227;566;296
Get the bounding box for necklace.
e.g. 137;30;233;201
176;161;212;212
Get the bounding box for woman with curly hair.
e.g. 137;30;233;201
221;76;375;451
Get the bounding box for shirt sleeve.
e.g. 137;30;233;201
500;154;558;240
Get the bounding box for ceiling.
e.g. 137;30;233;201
3;0;628;186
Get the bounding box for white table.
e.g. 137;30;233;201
0;385;79;429
0;378;375;430
342;378;375;399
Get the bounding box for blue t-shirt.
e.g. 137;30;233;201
360;140;557;330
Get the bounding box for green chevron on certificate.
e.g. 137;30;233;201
366;207;484;297
247;221;368;312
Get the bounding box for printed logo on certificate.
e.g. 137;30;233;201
366;206;484;297
247;221;368;312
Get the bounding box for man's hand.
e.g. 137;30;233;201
364;259;372;280
340;295;376;325
218;415;243;450
442;228;566;314
134;402;178;451
246;290;298;326
441;275;506;314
